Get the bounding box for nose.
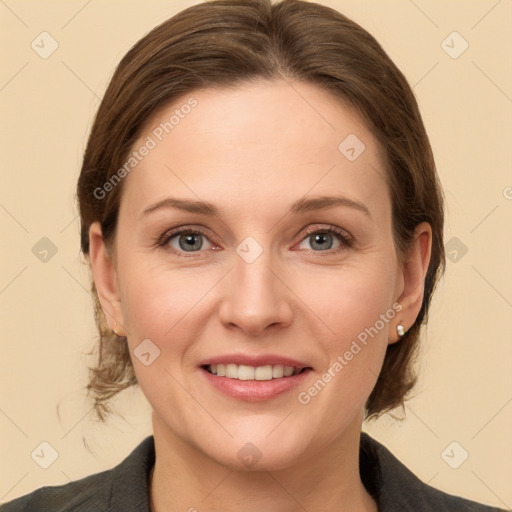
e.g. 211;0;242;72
217;249;294;337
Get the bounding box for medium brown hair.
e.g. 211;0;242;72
77;0;445;421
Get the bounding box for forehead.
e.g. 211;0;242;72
119;80;390;222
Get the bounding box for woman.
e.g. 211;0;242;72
1;0;506;510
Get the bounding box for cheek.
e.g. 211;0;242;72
304;259;397;347
295;259;396;410
117;258;212;419
118;250;212;339
116;256;215;397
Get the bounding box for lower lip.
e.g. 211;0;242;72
200;367;313;402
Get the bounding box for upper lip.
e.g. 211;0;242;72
198;354;312;369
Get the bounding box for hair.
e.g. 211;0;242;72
77;0;445;422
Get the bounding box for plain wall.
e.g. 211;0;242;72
1;0;511;508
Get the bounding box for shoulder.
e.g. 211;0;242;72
0;436;155;512
0;469;112;512
360;432;508;512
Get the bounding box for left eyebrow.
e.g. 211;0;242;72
289;194;371;219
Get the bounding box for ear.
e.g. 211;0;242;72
88;221;127;336
390;221;432;344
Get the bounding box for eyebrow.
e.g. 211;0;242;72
139;194;371;220
290;195;370;218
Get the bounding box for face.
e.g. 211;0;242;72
91;80;421;470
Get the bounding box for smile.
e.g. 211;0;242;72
204;363;306;380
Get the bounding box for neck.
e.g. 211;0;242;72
149;412;377;512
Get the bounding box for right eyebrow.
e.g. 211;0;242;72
140;197;220;220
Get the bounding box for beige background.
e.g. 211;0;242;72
1;0;511;508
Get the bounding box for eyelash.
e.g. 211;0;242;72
156;224;354;258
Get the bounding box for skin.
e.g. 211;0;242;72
89;79;431;512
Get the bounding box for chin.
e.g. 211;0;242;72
210;443;306;473
201;423;316;472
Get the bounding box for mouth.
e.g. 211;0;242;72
199;357;314;401
202;363;310;380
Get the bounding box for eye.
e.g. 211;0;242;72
160;228;214;255
296;226;353;253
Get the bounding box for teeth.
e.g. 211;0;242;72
272;364;284;378
255;365;273;380
238;365;255;380
208;363;303;380
226;364;238;378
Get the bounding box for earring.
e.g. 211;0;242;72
113;321;119;336
397;324;406;337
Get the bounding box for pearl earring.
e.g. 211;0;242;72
397;324;406;337
113;321;119;336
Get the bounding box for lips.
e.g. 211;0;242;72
199;354;313;401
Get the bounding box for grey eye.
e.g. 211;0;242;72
168;232;212;252
298;231;342;252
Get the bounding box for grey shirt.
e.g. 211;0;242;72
1;433;507;511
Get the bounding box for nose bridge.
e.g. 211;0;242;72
218;238;293;335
